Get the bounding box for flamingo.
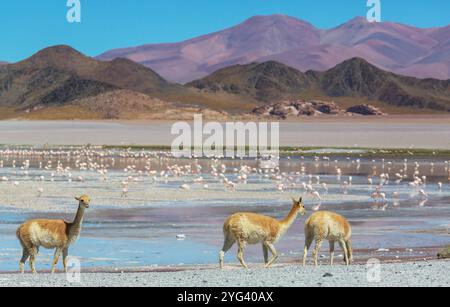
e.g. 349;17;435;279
312;191;322;201
121;188;129;198
419;199;428;207
180;184;191;190
312;203;321;212
418;189;428;199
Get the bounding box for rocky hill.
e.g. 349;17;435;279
0;46;240;118
189;58;450;112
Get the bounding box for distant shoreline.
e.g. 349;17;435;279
1;116;450;150
1;144;450;159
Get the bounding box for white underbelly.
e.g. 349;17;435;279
246;232;266;244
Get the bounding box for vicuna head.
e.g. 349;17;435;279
75;195;91;208
292;197;306;216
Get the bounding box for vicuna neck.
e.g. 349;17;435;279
280;205;300;231
68;203;85;240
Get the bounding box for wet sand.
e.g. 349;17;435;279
0;116;450;149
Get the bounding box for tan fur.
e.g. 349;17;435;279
303;211;353;267
16;195;90;274
220;198;306;269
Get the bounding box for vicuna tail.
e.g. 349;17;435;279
16;226;24;247
223;217;234;234
221;220;236;253
223;223;230;234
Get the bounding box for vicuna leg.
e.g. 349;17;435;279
29;247;38;274
303;236;313;266
329;241;335;266
63;248;69;273
51;248;62;274
19;248;30;274
339;240;349;266
262;244;269;265
219;234;235;269
264;242;278;268
345;240;353;264
312;239;323;267
237;240;248;269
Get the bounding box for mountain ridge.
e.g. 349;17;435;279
1;45;449;120
0;45;257;118
0;45;183;111
97;15;450;83
188;57;450;112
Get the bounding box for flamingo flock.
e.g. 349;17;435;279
0;147;448;214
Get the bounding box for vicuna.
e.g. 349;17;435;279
220;197;306;269
303;211;353;266
16;195;90;274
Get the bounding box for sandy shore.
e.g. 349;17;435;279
1;260;449;287
1;116;450;149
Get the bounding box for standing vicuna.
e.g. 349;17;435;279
220;197;306;269
16;195;90;274
303;211;353;266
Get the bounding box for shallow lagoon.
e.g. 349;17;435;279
0;151;449;272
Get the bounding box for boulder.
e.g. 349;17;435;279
251;99;346;119
251;100;387;119
346;104;385;116
311;100;342;115
437;246;450;259
252;105;271;116
270;105;289;119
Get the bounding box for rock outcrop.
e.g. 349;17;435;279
252;100;385;119
346;104;386;116
437;246;450;259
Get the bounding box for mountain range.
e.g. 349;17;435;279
97;15;450;83
0;45;449;120
188;58;450;112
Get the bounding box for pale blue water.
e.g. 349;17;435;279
0;156;449;272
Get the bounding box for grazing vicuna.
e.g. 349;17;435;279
220;197;306;269
303;211;353;266
16;195;90;274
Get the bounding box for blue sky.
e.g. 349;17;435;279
0;0;449;62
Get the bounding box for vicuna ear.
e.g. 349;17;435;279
299;197;303;203
291;197;297;203
75;197;80;201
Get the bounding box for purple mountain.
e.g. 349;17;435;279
97;15;450;83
